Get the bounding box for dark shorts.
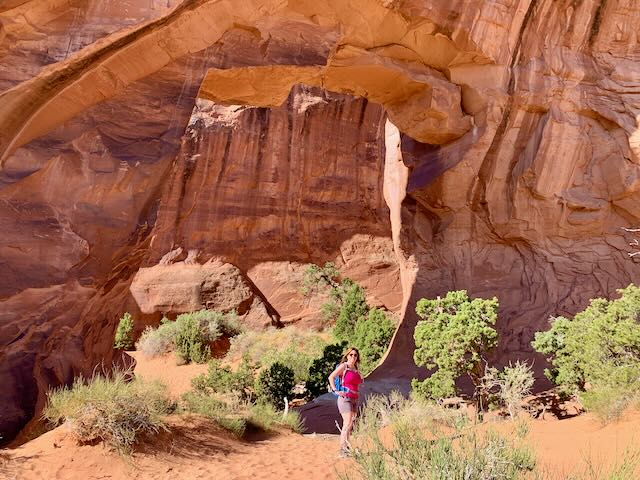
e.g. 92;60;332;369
337;395;358;414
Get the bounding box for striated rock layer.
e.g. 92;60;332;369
1;0;640;439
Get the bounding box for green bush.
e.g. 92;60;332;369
257;362;295;409
134;310;242;361
191;357;258;402
412;290;499;401
175;313;211;364
532;284;640;419
353;308;395;375
43;370;173;453
113;312;134;350
305;341;348;398
334;282;369;342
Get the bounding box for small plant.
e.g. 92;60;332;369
175;313;211;364
256;362;295;409
43;369;173;454
412;290;499;402
483;361;535;419
134;310;242;361
181;392;247;437
113;312;134;350
136;317;178;356
191;356;258;402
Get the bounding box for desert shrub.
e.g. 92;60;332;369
247;402;304;433
136;318;178;357
134;310;241;362
334;282;369;342
345;393;534;480
302;262;341;296
113;312;134;350
412;290;499;401
43;370;173;453
174;313;211;364
181;391;247;437
185;309;244;338
305;341;348;398
532;285;640;420
353;308;395;375
191;357;258;402
483;361;535;419
256;362;295;409
227;327;327;383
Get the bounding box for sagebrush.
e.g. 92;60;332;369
43;369;173;453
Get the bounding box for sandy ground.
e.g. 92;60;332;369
0;417;349;480
2;351;640;479
127;351;209;398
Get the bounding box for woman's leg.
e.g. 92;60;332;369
340;410;353;450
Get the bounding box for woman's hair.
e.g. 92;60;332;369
340;347;360;368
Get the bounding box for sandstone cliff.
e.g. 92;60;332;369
1;0;639;441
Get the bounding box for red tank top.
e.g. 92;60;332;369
343;367;362;399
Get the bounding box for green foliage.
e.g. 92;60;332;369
344;393;534;480
532;284;640;418
174;313;211;364
302;262;341;296
247;402;304;434
135;309;242;363
305;341;348;398
302;263;397;394
353;308;395;375
412;290;499;400
227;328;327;383
113;312;134;350
334;282;369;342
256;362;295;409
180;392;247;437
43;370;173;454
191;357;259;402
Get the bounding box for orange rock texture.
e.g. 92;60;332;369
1;0;640;440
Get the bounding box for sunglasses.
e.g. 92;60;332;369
347;352;358;357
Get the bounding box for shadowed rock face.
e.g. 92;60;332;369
1;0;640;440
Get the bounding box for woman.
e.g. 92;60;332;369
328;347;363;457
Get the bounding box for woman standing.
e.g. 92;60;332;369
328;347;363;457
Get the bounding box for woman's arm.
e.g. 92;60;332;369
328;362;347;394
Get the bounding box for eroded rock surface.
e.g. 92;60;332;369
1;0;640;440
130;258;281;328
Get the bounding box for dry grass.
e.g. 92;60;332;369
43;369;174;454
